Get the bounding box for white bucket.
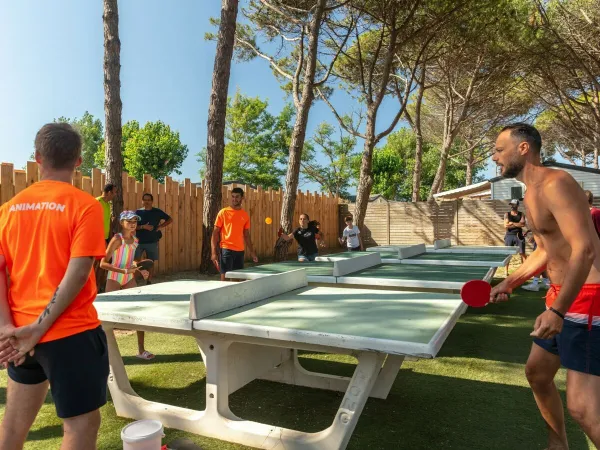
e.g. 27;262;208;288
121;420;164;450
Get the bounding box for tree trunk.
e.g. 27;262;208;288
410;67;426;202
594;135;599;169
465;146;475;185
429;139;452;200
200;0;239;272
274;0;326;261
103;0;123;233
353;117;376;230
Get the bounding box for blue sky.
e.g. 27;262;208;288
0;0;498;193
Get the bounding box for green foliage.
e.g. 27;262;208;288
356;128;483;201
198;91;293;189
52;112;103;176
302;122;357;198
96;121;188;183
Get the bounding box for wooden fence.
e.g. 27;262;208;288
339;199;527;248
0;162;340;275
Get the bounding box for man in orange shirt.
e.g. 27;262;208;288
211;187;258;281
0;123;108;449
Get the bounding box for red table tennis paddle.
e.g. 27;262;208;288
460;280;491;308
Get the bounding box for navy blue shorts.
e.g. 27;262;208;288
220;248;244;274
504;234;525;254
348;246;361;252
534;320;600;375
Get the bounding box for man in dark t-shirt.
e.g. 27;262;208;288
135;193;172;282
504;198;526;275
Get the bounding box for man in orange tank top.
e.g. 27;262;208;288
0;123;108;449
491;123;600;449
211;187;258;281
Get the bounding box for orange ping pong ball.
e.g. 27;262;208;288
265;217;272;225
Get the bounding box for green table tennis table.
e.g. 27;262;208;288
226;259;495;290
317;250;512;267
95;271;465;450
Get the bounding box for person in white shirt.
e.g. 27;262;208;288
338;215;363;251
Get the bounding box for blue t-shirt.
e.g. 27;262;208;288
135;207;170;244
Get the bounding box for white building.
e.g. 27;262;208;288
434;161;600;202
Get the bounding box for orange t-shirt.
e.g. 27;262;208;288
0;180;107;343
214;207;250;251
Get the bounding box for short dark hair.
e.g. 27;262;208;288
232;187;244;197
142;193;153;201
345;215;353;222
585;190;594;205
501;122;542;154
103;183;115;194
300;213;310;220
34;123;82;170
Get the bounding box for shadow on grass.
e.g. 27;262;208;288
26;424;63;441
120;359;590;450
122;352;204;366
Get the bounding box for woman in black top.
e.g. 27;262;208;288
278;213;324;261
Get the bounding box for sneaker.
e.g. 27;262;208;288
542;279;550;289
522;283;540;292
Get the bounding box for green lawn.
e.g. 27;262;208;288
0;275;595;449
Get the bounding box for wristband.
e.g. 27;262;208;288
548;307;564;320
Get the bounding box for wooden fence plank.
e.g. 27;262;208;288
73;171;82;190
178;184;185;271
26;162;39;186
14;170;26;195
0;163;14;205
171;179;179;273
196;187;210;268
184;179;192;270
157;182;166;275
82;177;92;195
190;184;197;271
127;176;136;213
164;177;173;274
92;168;102;197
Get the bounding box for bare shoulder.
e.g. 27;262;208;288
542;169;581;196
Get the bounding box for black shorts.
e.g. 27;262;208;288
220;248;245;274
349;246;361;252
504;234;525;254
8;326;109;418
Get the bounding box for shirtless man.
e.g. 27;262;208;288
491;123;600;449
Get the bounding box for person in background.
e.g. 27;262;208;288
134;193;172;284
585;190;600;238
522;230;550;292
211;188;258;281
339;215;363;251
101;211;153;361
278;213;324;262
97;184;116;245
95;184;116;292
504;198;527;276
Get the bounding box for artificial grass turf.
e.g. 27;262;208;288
0;280;594;449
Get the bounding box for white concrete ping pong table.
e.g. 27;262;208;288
367;240;519;256
95;270;466;450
